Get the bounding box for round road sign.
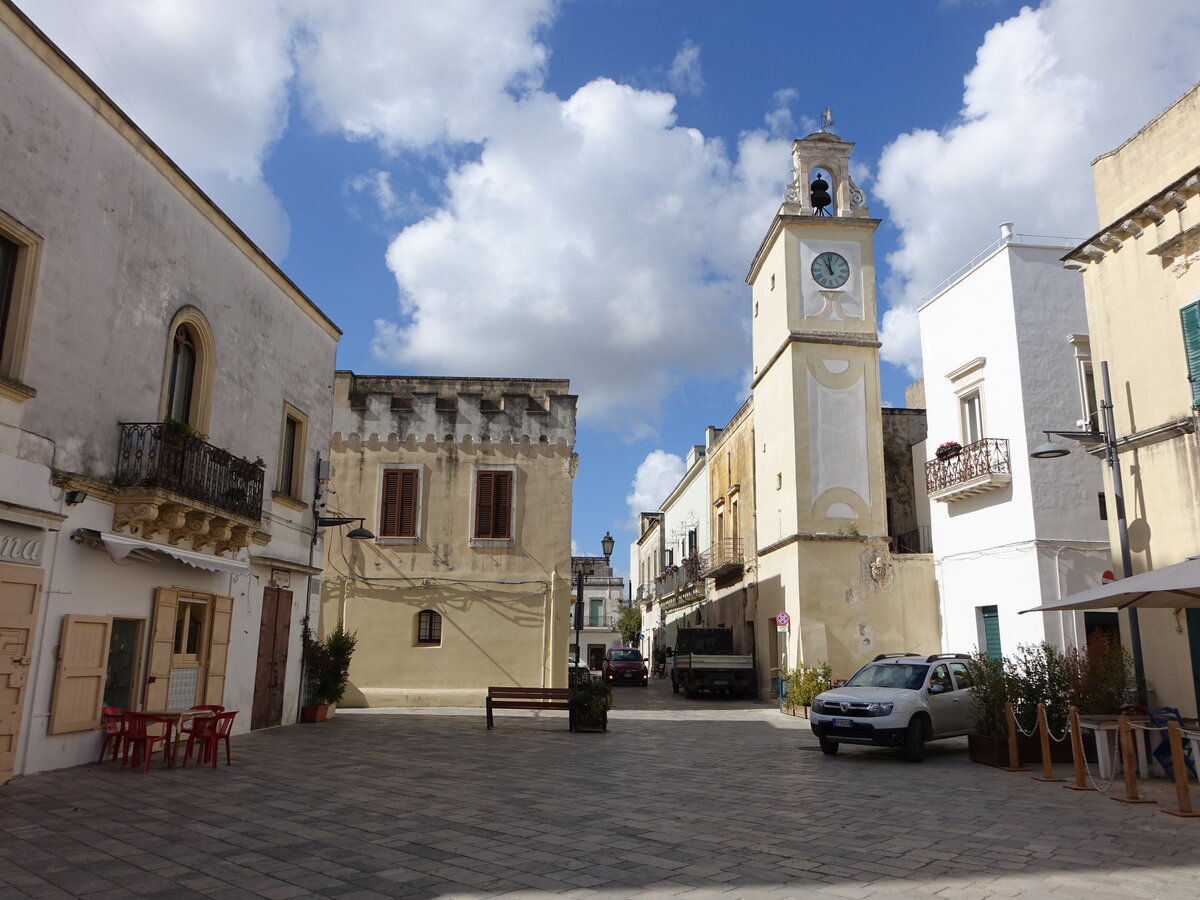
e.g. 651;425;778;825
775;611;790;627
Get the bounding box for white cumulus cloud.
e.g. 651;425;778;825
372;79;791;430
875;0;1200;376
626;450;686;520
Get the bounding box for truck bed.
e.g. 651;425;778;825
675;653;754;670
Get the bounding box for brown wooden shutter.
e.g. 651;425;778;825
204;594;233;704
381;470;400;536
143;588;179;710
48;615;111;734
492;471;512;539
398;469;418;537
475;471;494;537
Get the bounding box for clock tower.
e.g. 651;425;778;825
747;128;932;673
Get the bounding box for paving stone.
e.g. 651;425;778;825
5;682;1200;898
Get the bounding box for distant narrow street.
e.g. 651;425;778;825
2;677;1198;898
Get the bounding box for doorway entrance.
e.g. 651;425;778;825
0;563;42;784
252;587;292;730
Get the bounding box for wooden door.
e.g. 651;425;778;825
0;564;43;784
251;587;292;730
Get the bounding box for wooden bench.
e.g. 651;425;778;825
486;686;574;730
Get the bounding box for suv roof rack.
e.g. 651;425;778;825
925;653;969;663
872;653;923;661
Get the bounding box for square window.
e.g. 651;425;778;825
474;470;513;540
417;610;442;644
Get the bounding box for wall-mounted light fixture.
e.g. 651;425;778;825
313;515;375;543
65;489;88;506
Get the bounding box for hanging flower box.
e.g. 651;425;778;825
935;441;962;460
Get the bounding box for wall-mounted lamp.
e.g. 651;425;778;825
65;489;88;506
314;515;375;542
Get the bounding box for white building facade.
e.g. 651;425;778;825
918;226;1110;658
0;3;339;781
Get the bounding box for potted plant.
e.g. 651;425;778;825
300;618;357;721
571;676;612;731
935;440;962;460
321;623;358;714
301;617;333;722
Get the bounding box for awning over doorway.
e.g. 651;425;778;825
1020;556;1200;613
73;528;249;575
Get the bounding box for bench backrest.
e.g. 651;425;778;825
487;686;571;700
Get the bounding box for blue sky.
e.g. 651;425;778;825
21;0;1200;578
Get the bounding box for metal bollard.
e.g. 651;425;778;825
1112;716;1153;804
1032;703;1063;782
1001;701;1029;772
1064;707;1095;791
1162;721;1200;817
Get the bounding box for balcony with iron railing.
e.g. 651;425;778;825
111;422;263;554
654;555;704;604
889;524;933;554
925;438;1012;503
700;537;744;579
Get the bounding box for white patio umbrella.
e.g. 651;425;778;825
1020;555;1200;613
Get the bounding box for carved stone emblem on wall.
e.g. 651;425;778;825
861;545;894;592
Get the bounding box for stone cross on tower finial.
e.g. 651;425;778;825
819;106;835;133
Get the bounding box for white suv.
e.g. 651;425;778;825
809;653;974;762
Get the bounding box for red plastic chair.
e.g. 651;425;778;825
178;705;225;765
184;710;236;768
120;712;173;772
97;707;126;763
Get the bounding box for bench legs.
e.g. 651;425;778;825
486;697;494;729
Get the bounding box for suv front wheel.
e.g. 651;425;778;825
818;735;839;755
904;716;926;762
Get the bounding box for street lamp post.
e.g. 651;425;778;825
575;532;617;662
1030;360;1145;702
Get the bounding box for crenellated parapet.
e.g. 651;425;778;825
332;372;577;450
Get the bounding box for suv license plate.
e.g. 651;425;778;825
833;718;853;728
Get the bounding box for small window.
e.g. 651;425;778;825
1098;492;1108;521
1080;361;1099;429
417;610;442;644
474;470;513;540
381;469;420;537
960;391;983;444
0;210;41;394
979;605;1001;660
277;406;308;499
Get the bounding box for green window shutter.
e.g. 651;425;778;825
1180;300;1200;406
980;606;1002;661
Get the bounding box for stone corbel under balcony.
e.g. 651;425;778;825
113;489;257;556
927;471;1012;503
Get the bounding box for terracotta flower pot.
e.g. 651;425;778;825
301;704;330;723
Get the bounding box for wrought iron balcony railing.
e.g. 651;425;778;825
115;422;265;521
890;525;932;554
925;438;1011;502
700;537;744;578
655;555;703;597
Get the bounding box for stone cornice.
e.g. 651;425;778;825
751;330;881;390
1064;165;1200;266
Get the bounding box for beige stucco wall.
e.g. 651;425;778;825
1075;82;1200;717
322;373;576;707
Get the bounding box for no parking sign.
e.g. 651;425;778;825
775;611;790;631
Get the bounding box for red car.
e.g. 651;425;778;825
603;647;648;686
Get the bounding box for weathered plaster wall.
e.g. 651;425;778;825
323;372;576;706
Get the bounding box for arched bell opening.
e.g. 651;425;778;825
810;168;835;216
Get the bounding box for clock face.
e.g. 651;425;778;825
811;251;850;289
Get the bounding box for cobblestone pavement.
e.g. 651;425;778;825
2;676;1199;899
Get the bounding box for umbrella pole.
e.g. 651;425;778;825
1101;361;1146;705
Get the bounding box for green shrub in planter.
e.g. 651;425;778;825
572;676;613;720
781;662;832;710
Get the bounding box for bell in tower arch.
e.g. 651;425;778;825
810;172;832;216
